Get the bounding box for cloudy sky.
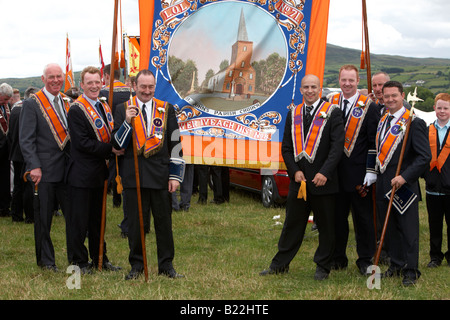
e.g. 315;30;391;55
1;0;450;79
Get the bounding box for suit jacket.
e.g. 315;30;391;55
282;100;345;195
376;116;431;200
112;99;182;189
334;98;380;192
0;103;10;158
99;82;134;116
19;94;70;183
7;104;23;162
66;102;113;188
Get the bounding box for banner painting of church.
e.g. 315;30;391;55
139;0;330;169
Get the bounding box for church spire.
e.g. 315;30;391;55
236;9;248;42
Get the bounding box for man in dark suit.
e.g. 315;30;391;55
8;87;38;223
112;69;185;280
376;81;431;286
66;66;123;273
0;83;12;217
260;74;344;280
19;63;72;271
329;65;380;275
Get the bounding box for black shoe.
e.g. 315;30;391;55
358;263;373;276
120;232;128;239
197;198;207;205
125;268;143;280
40;264;59;273
210;199;225;204
381;267;402;278
159;269;184;278
402;276;417;287
99;261;122;272
427;260;441;268
259;266;289;276
314;266;329;280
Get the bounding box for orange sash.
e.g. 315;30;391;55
429;123;450;172
376;108;410;173
127;96;168;157
32;89;70;150
331;93;371;157
292;101;337;163
73;96;114;143
0;104;10;135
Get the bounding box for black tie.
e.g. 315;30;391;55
304;105;313;130
95;102;107;123
342;99;349;121
141;103;148;128
384;115;394;138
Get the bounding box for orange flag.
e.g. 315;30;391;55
64;34;74;92
99;40;106;85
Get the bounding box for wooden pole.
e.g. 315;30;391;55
362;0;372;90
99;0;119;271
373;109;414;267
131;117;149;282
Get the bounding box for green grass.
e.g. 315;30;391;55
0;186;449;300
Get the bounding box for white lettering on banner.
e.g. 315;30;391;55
274;0;304;26
179;117;272;141
160;0;191;25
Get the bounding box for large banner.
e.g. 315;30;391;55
139;0;330;170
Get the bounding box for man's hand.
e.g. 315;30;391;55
312;173;327;187
168;179;180;193
294;171;306;183
30;168;42;186
112;147;125;156
125;106;139;124
391;175;406;190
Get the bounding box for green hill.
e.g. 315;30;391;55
2;44;450;96
324;44;450;94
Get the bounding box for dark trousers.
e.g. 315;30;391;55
124;187;174;272
333;189;376;268
172;164;194;210
270;183;336;272
197;165;209;201
10;161;33;222
426;193;450;263
0;149;10;214
33;181;70;267
67;186;109;267
379;197;421;278
210;166;230;202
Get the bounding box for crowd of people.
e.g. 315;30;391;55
259;66;449;287
0;62;449;286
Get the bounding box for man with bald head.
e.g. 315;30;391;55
19;63;72;272
260;74;345;280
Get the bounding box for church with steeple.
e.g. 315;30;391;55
207;9;256;98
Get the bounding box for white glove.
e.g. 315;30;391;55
363;172;377;186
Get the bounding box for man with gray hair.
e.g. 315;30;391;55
19;64;72;272
0;82;13;217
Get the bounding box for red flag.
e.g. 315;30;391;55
99;40;106;85
64;34;74;92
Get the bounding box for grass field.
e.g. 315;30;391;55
0;185;449;302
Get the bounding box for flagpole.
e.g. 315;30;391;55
98;0;119;272
362;0;372;90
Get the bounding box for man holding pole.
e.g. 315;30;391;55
113;69;185;280
66;66;123;273
375;81;430;286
